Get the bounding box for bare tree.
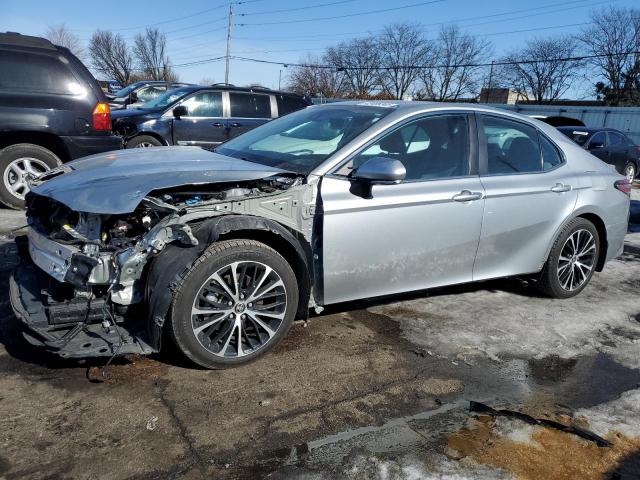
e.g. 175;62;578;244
287;55;347;98
418;25;490;101
499;36;583;104
378;23;433;99
324;36;383;98
133;28;176;81
45;24;85;61
89;31;135;85
579;7;640;105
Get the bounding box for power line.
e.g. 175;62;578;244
236;0;446;26
238;0;362;16
226;50;640;71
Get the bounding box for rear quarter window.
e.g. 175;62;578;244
276;95;310;116
0;49;82;95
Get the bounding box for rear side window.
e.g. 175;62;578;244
229;92;271;118
540;135;563;170
0;49;80;95
276;95;309;116
483;116;543;174
608;132;625;146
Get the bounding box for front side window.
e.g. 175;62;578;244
216;105;393;174
349;114;470;181
483;116;543;174
180;91;223;117
229;92;271;118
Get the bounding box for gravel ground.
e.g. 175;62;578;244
0;189;638;480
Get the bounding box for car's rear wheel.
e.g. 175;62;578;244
624;162;637;182
126;135;163;149
169;239;298;369
538;218;599;299
0;143;61;209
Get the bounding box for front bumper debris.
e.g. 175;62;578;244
9;255;155;359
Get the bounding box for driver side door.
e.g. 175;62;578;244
320;113;485;305
172;90;227;149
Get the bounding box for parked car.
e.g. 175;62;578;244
98;79;123;94
11;102;630;368
0;32;122;209
111;85;312;149
107;80;195;110
557;127;639;182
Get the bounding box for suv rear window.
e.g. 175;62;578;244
0;50;80;95
276;94;309;116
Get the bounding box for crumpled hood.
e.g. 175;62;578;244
31;146;287;214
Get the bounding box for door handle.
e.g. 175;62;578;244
212;122;224;127
452;190;483;202
230;122;242;128
550;183;572;193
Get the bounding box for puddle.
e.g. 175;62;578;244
525;354;640;409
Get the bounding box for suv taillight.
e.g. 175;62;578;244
614;179;631;194
92;102;111;131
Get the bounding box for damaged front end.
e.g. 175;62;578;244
10;174;315;359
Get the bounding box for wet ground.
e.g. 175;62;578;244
0;189;639;479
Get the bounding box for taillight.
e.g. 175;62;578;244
92;102;111;131
614;179;631;194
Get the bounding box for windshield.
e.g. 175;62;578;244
559;129;592;146
142;87;194;110
216;105;394;174
113;82;142;98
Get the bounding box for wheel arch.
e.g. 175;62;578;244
144;215;313;351
0;132;68;162
127;131;168;147
542;210;608;273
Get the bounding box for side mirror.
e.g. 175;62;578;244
173;105;188;119
352;156;406;184
130;91;138;102
589;141;604;150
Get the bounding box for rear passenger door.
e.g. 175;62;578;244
473;114;578;281
227;92;273;139
172;90;226;148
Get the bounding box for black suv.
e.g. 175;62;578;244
0;32;122;209
557;127;639;182
111;84;311;149
108;80;195;110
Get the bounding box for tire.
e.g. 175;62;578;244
538;218;600;299
126;135;163;149
168;239;299;369
0;143;61;210
624;162;637;182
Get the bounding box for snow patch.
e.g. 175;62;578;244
576;388;640;438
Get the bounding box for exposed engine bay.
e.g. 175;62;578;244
10;174;317;359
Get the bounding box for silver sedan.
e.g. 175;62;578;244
13;101;631;368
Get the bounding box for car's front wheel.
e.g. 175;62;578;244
126;135;163;149
538;218;599;298
169;240;299;369
0;143;61;209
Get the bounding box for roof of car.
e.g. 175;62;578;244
176;84;308;97
0;32;57;50
556;126;624;134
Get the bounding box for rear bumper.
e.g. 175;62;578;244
9;239;154;359
61;134;122;160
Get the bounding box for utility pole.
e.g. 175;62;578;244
485;60;495;103
224;3;233;84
